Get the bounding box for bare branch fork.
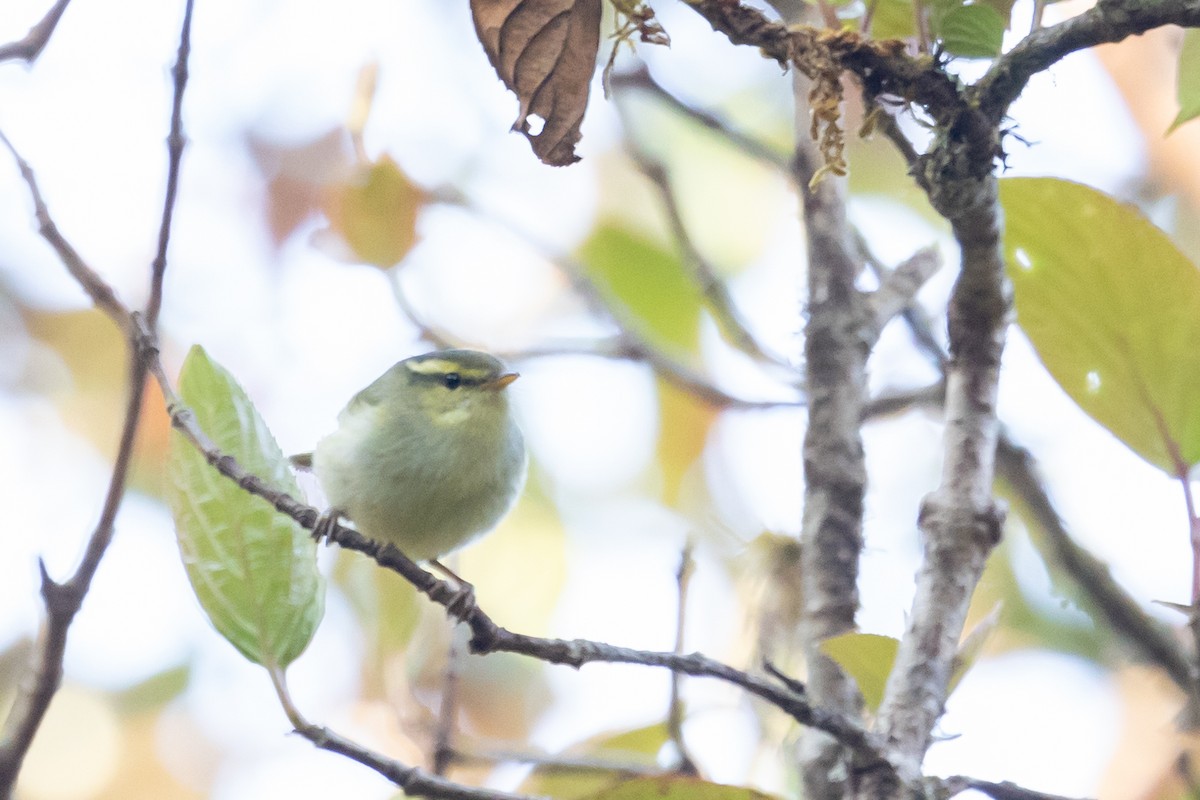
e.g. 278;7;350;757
676;0;1200;796
0;109;888;787
0;0;194;792
0;0;72;65
2;0;1191;797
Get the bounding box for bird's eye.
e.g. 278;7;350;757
443;372;461;390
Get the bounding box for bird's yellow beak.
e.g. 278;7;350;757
486;372;519;390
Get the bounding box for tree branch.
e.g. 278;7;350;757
867;245;941;336
145;358;890;773
995;432;1194;690
622;142;793;371
0;130;131;330
0;1;194;788
268;665;531;800
609;66;790;172
0;323;147;793
0;0;72;64
147;0;193;328
448;744;663;777
870;177;1009;790
390;268;803;411
949;775;1094;800
667;543;699;774
974;0;1200;120
791;86;872;797
295;722;534;800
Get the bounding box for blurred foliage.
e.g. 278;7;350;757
732;533;803;674
247;127;353;248
331;549;422;694
970;518;1108;665
22;308;171;494
1171;29;1200;133
4;0;1195;795
578;776;780;800
461;492;567;634
1002;177;1200;475
577;223;705;357
656;379;718;504
98;712;207;800
521;723;669;798
112;663;192;716
839;0;1005;57
618;96;789;273
320;155;425;269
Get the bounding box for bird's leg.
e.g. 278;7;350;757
311;508;344;545
430;559;477;621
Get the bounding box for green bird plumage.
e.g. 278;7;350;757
311;350;526;561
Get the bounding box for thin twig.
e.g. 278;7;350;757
144;369;890;772
268;665;532;800
951;776;1093;800
0;129;131;329
856;229;946;370
621;142;795;374
994;432;1194;690
0;3;194;789
667;543;699;775
0;0;72;64
147;0;194;328
387;274;455;349
861;0;882;34
1181;472;1200;607
867;245;941;335
862;381;944;420
608;67;790;172
871;108;921;168
449;744;662;777
0;325;148;792
974;0;1200;121
432;628;465;776
390;265;803;411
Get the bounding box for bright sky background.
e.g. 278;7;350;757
0;0;1190;798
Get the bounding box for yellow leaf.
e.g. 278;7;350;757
322;155;423;268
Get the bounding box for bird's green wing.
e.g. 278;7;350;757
289;452;314;470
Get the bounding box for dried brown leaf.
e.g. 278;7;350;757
471;0;603;166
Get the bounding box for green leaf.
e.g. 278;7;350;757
167;345;324;668
1001;177;1200;474
114;663;192;715
1170;29;1200;134
521;724;669;799
934;4;1004;58
818;632;899;713
868;0;916;41
974;0;1016;30
579;777;778;800
577;223;704;357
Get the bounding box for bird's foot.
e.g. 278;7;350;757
430;558;477;622
312;508;344;545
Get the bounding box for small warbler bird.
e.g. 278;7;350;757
309;350;526;565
